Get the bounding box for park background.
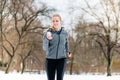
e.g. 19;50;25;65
0;0;120;79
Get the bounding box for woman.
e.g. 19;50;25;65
43;14;72;80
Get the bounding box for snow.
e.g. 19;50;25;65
0;71;120;80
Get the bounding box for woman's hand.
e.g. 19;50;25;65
67;53;72;58
46;32;52;40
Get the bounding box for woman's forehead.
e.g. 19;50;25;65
52;16;60;20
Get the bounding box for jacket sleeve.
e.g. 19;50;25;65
65;32;70;54
43;32;49;51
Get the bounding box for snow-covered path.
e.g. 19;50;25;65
0;72;120;80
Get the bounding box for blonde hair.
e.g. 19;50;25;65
52;14;62;21
51;14;62;31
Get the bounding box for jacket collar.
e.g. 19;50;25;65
48;27;64;32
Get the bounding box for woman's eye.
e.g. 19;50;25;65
53;20;59;22
56;20;58;22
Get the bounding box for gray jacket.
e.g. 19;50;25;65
43;27;70;59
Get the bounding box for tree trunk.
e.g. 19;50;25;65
5;57;13;73
107;57;112;76
70;57;74;75
21;60;25;74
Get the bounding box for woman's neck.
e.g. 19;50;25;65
55;26;61;31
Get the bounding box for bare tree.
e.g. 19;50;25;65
79;0;120;76
0;0;8;66
1;0;54;73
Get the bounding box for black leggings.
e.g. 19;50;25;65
45;58;67;80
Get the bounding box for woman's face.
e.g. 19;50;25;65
52;16;62;30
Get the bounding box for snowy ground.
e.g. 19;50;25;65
0;71;120;80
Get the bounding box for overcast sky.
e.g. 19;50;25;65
36;0;100;30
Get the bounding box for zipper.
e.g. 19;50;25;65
56;34;60;59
